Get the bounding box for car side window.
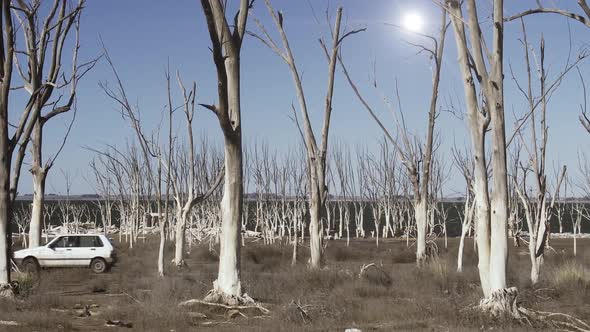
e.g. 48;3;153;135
50;236;80;248
80;236;103;248
51;236;68;248
94;237;104;247
67;236;80;248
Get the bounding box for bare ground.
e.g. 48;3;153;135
1;236;589;331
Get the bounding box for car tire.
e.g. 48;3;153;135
21;257;40;274
90;258;107;274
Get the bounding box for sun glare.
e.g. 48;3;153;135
402;12;424;33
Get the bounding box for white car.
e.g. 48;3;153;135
13;234;116;273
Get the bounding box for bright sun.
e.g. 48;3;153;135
402;12;424;32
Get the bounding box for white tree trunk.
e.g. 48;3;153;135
457;226;467;273
213;133;243;299
175;209;187;266
573;221;577;257
29;171;46;248
309;185;323;268
415;199;428;265
158;213;166;276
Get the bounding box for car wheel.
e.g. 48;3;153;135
21;257;40;274
90;258;107;274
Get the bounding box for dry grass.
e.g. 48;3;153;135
550;260;590;290
1;237;589;331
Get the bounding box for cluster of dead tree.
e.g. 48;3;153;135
1;1;590;330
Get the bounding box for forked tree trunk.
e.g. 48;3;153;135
200;0;249;302
448;0;509;303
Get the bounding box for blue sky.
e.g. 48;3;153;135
19;0;590;196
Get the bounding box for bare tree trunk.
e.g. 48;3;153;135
30;167;46;248
175;209;187;266
309;182;323;267
0;171;10;295
157;162;166;277
448;0;513;308
415;199;428;265
292;216;298;266
199;0;250;304
215;134;243;298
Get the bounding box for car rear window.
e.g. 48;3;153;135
79;236;103;248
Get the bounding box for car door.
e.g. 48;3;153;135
75;236;101;266
44;236;74;267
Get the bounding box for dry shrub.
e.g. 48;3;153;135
12;272;39;298
551;260;590;291
424;257;450;291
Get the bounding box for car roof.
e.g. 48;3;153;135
56;234;104;236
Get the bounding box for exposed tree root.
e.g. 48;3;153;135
475;287;590;332
518;308;590;332
479;287;522;318
179;295;270;315
202;287;255;306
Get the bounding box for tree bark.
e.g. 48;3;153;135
309;180;323;268
200;0;249;303
29;170;46;248
0;122;11;293
214;133;243;298
29;120;46;248
175;209;187;266
415;198;428;265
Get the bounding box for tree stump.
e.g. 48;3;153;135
479;287;521;318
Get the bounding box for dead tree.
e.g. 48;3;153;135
252;1;357;268
168;75;224;267
199;0;253;304
570;201;586;257
349;146;368;240
510;23;572;284
337;7;448;266
19;0;98;249
444;0;513;310
56;169;74;233
503;2;590;141
332;142;351;244
0;0;91;296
